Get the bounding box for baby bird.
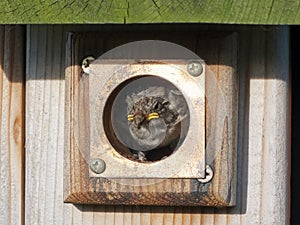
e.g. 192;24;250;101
126;86;189;162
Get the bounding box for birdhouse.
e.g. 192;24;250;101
64;37;238;206
1;23;292;225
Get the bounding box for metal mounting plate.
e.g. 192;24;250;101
75;60;206;179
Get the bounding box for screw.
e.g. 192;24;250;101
90;158;106;174
187;61;203;77
81;56;95;74
197;165;213;183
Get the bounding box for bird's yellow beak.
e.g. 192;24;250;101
146;113;159;121
127;115;134;121
127;113;160;121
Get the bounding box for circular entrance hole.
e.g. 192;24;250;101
103;76;190;163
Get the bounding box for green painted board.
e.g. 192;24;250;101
1;0;299;24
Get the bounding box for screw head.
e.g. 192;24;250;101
187;61;203;77
81;56;95;74
197;165;214;183
90;158;106;174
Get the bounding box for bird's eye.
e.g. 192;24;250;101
162;100;168;106
153;102;160;110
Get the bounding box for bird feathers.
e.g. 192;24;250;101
126;85;189;161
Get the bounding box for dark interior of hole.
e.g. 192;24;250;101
103;76;185;163
129;141;179;162
103;78;134;159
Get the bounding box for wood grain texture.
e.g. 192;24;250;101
26;25;290;225
0;25;25;225
0;0;300;24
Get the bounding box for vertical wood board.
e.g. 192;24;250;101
0;25;25;225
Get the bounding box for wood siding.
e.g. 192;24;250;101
0;24;290;225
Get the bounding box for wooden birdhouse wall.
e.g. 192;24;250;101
0;24;290;225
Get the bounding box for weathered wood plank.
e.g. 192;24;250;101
0;0;300;24
0;25;25;225
25;25;67;225
260;26;290;225
26;25;290;225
